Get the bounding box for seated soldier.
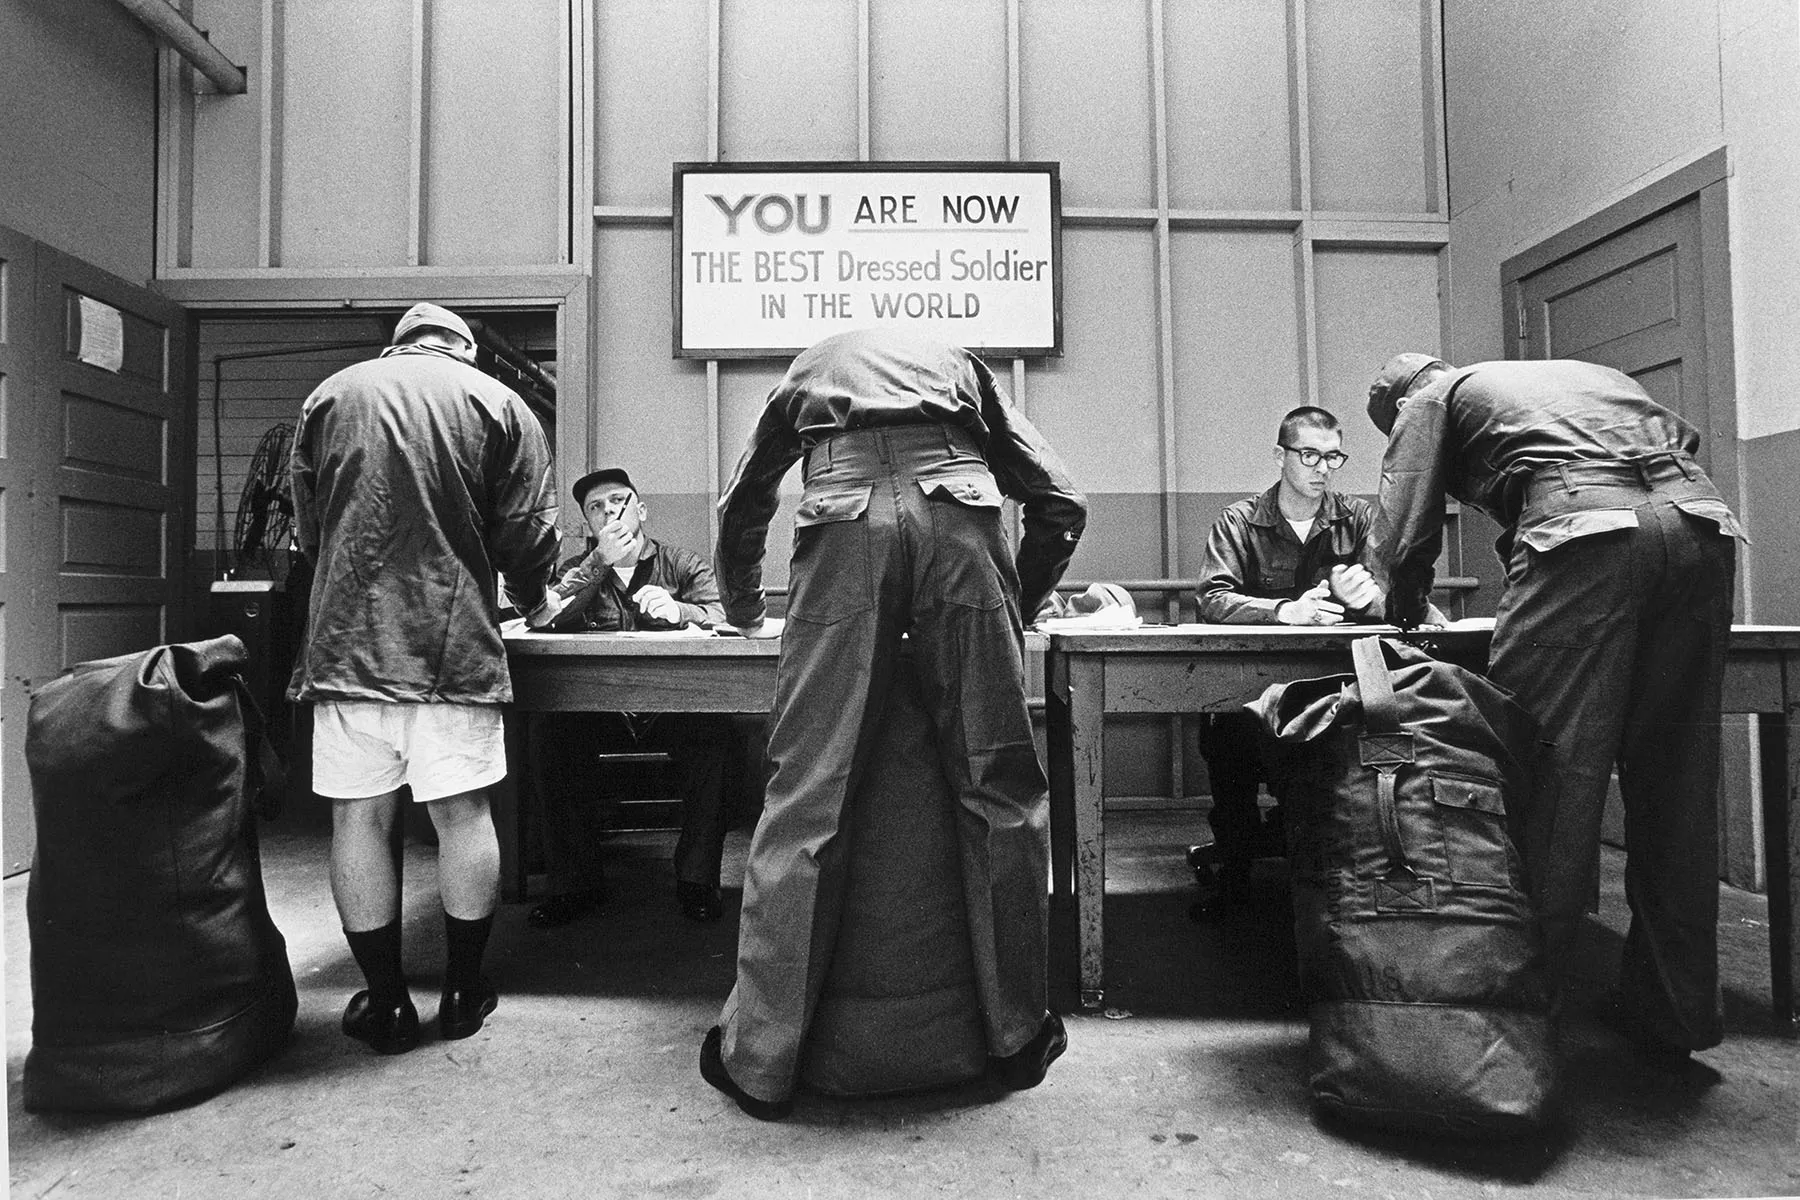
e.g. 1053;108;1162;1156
1192;406;1403;907
524;467;736;925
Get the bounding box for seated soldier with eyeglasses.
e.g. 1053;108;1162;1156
1189;405;1436;914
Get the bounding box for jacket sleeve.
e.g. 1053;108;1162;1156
289;399;322;564
487;396;562;614
715;396;805;628
970;357;1087;620
1346;501;1387;621
541;549;608;630
670;545;727;628
1196;507;1284;624
1370;395;1451;629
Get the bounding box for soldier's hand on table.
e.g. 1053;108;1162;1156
728;617;785;639
524;592;566;629
1328;563;1382;612
633;584;683;625
1278;581;1346;626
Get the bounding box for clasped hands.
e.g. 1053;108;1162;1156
1277;563;1382;626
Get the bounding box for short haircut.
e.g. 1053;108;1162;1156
1278;405;1340;446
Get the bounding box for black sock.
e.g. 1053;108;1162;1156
443;911;494;991
344;921;406;1007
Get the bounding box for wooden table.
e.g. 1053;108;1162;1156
1044;623;1800;1030
499;629;1047;897
500;632;782;899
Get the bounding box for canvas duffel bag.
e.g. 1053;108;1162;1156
1251;635;1557;1137
24;635;297;1112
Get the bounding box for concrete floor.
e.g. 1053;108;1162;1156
5;808;1798;1199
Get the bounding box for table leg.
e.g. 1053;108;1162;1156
1758;704;1798;1034
1067;655;1107;1011
1047;688;1074;904
497;709;528;904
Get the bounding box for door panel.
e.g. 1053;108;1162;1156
0;225;37;875
0;226;189;875
1519;199;1708;467
38;249;188;680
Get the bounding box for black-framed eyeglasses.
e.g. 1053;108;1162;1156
1279;446;1349;469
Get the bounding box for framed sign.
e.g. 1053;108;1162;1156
672;161;1061;359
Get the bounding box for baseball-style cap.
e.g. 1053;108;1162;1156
392;302;475;349
1367;352;1449;434
572;467;636;505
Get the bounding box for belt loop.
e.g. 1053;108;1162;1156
875;427;891;463
1677;453;1694;480
1556;464;1577;495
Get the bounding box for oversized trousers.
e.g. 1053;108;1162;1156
719;423;1051;1103
1487;456;1737;1050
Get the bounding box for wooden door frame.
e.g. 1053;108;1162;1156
1499;147;1738;539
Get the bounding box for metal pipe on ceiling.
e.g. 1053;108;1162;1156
114;0;247;95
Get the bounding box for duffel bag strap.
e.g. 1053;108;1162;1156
1352;637;1416;881
228;674;286;822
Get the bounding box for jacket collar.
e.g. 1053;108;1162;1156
1246;482;1353;529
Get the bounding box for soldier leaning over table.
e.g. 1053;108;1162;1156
698;326;1087;1120
1365;352;1747;1066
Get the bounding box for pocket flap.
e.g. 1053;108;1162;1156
918;474;1003;509
1518;509;1638;552
1430;774;1506;816
1673;496;1750;542
795;485;873;527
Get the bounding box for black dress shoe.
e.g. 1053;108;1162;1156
439;978;498;1040
699;1026;792;1120
988;1011;1067;1091
342;990;421;1055
526;887;604;929
677;881;725;923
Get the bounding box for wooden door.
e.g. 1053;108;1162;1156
0;226;40;874
0;226;191;875
1516;199;1710;464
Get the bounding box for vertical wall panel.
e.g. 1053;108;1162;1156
281;0;412;267
0;0;156;283
869;0;1010;162
1026;228;1163;579
592;227;711;493
1165;1;1295;211
1310;248;1443;496
425;0;565;265
1169;231;1303;496
719;0;859;162
1019;0;1155;208
1027;230;1161;489
595;0;712;207
187;0;265;269
1306;0;1431;213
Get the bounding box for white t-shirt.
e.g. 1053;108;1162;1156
1286;516;1313;542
